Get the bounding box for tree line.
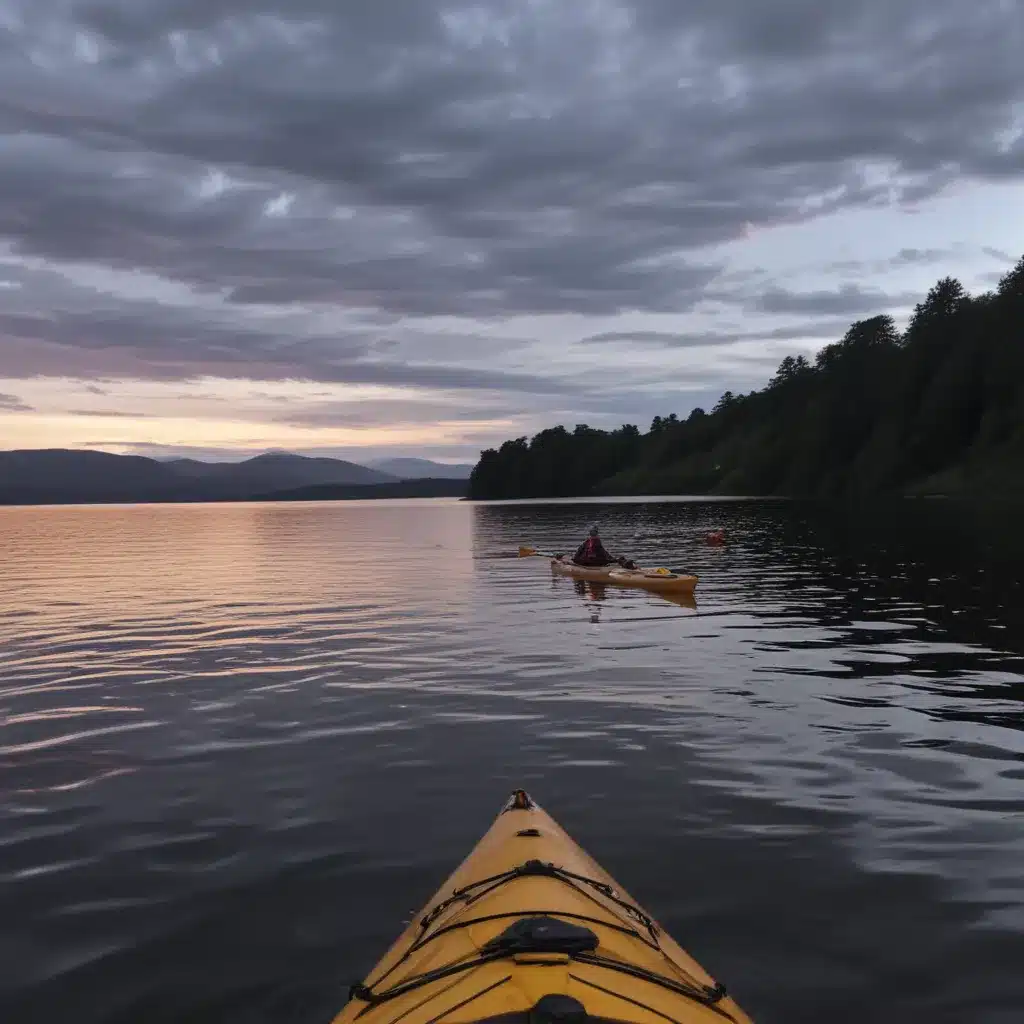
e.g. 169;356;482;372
468;255;1024;499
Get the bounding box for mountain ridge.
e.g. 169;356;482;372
0;449;467;504
367;457;472;479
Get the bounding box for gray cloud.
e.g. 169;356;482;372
274;366;779;435
0;261;575;392
748;284;921;316
66;408;148;417
578;331;735;348
982;246;1015;263
247;391;294;403
579;320;854;347
787;246;976;279
273;397;518;429
0;392;33;412
3;4;1023;307
0;0;1022;416
890;247;955;266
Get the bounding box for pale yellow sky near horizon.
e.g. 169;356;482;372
0;376;515;461
0;410;502;456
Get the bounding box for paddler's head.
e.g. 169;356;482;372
589;524;599;536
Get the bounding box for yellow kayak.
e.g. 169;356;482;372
332;790;752;1024
551;557;698;595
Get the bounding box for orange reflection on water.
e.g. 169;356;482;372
567;579;698;626
0;499;476;631
0;499;478;790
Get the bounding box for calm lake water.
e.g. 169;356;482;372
1;497;1022;1023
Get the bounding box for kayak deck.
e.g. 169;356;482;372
551;557;698;594
333;789;750;1024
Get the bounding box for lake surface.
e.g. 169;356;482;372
1;497;1022;1023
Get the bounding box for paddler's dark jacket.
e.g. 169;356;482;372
573;536;614;566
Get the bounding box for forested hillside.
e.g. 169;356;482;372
468;256;1024;499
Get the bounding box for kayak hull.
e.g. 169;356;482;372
332;789;751;1024
551;556;698;594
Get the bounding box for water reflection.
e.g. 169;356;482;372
1;497;1022;1023
468;497;1024;923
562;578;699;622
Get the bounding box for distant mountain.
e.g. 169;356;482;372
0;449;398;505
0;449;190;504
167;451;395;490
161;457;224;478
257;478;469;501
368;457;473;480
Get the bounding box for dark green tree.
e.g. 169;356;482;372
466;256;1024;500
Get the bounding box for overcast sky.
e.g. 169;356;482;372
2;1;1023;463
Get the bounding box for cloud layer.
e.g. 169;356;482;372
2;1;1023;454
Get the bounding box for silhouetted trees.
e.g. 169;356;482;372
468;257;1024;499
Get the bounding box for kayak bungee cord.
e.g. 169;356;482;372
332;790;752;1024
361;858;664;993
350;947;736;1021
348;859;734;1020
420;859;661;940
350;944;733;1018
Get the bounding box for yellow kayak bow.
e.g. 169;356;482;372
332;790;752;1024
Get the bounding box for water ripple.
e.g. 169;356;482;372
0;498;1022;1021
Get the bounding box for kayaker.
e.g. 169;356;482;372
572;525;636;569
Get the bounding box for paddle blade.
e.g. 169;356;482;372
518;545;537;557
